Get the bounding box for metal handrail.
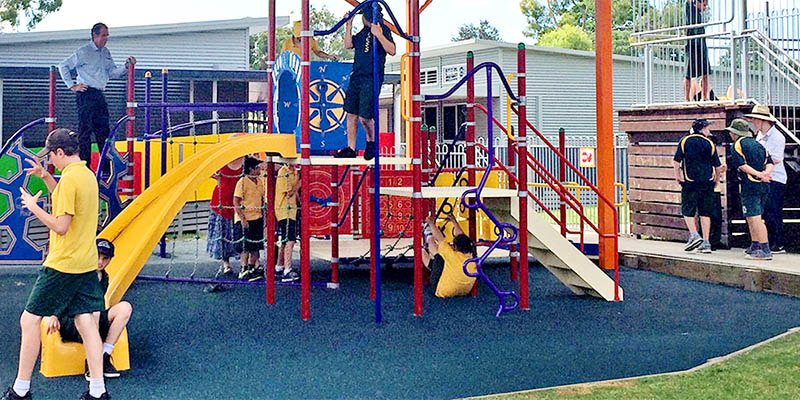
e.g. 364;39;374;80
632;0;736;38
96;115;132;179
631;30;733;47
0;118;46;160
313;0;414;41
744;29;800;72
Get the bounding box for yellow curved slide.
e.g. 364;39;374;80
99;133;298;305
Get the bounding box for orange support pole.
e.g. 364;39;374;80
300;0;311;320
517;43;529;310
595;0;617;273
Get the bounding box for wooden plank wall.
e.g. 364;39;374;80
619;106;746;245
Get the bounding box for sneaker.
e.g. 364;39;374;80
771;246;786;254
743;244;756;255
79;391;110;400
2;387;31;400
275;265;284;274
238;267;251;280
281;269;300;283
745;249;773;260
103;353;120;379
684;235;702;251
333;147;356;158
247;267;265;282
697;242;712;254
363;141;375;161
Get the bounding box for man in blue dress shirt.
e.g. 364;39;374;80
59;23;135;174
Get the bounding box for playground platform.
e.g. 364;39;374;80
308;238;510;262
619;237;800;298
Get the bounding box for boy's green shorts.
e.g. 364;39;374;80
25;267;104;318
741;192;769;218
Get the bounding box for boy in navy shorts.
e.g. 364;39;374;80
333;4;396;160
3;129;108;400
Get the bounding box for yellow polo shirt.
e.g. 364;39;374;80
280;37;321;58
233;176;265;222
274;164;299;221
435;244;477;298
43;161;98;274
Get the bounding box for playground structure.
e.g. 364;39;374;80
0;0;624;377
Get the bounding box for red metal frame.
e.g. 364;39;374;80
265;0;277;305
124;62;136;195
558;128;567;237
466;52;478;298
516;44;529;310
331;165;340;286
411;0;423;316
48;66;56;133
506;107;518;283
301;0;311;320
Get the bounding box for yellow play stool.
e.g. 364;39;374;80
39;321;130;378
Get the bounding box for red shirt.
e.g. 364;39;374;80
209;164;242;220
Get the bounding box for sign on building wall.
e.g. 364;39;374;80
273;51;366;154
579;147;595;168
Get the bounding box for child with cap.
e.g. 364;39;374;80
3;129;108;400
333;4;396;160
44;239;133;380
726;118;774;260
672;118;725;253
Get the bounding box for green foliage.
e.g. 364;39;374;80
537;24;593;52
0;0;61;30
452;20;502;42
520;0;633;55
250;5;353;70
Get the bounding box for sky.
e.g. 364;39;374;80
21;0;530;48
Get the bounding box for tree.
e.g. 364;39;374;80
537;24;593;51
1;0;62;30
451;20;501;42
520;0;633;54
250;5;353;70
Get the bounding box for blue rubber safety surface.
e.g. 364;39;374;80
1;259;799;400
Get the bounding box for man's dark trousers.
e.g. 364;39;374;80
76;87;110;170
763;181;786;248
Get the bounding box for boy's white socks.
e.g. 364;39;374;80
103;343;115;355
88;378;105;397
12;378;30;396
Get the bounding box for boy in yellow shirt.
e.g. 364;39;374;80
422;213;478;298
233;156;266;281
274;163;301;282
4;129;108;400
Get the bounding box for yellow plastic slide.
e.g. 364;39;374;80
99;133;298;305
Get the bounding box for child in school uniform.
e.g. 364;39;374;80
233;156;267;281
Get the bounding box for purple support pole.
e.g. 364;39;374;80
372;1;382;324
144;72;152;189
159;69;168;258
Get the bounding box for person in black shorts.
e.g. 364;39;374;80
673;119;724;253
45;239;132;380
3;129;108;400
684;0;711;101
233;156;266;281
727;118;774;260
333;4;396;160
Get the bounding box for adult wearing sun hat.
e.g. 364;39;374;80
747;105;787;254
726;118;774;260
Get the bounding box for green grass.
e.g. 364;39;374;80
483;329;800;400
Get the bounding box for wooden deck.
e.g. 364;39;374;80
619;237;800;297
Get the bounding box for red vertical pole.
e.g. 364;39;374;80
507;125;518;282
300;0;311;320
466;52;478;298
124;61;136;196
369;170;376;300
267;0;276;133
559;128;567;237
517;43;529;311
265;0;277;305
266;162;276;304
48;66;56;132
411;0;424;316
352;168;362;238
596;0;617;273
331;165;340;287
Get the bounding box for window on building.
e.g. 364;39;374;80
423;106;437;131
420;68;438;86
442;104;466;141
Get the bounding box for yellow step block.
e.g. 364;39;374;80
39;322;130;378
